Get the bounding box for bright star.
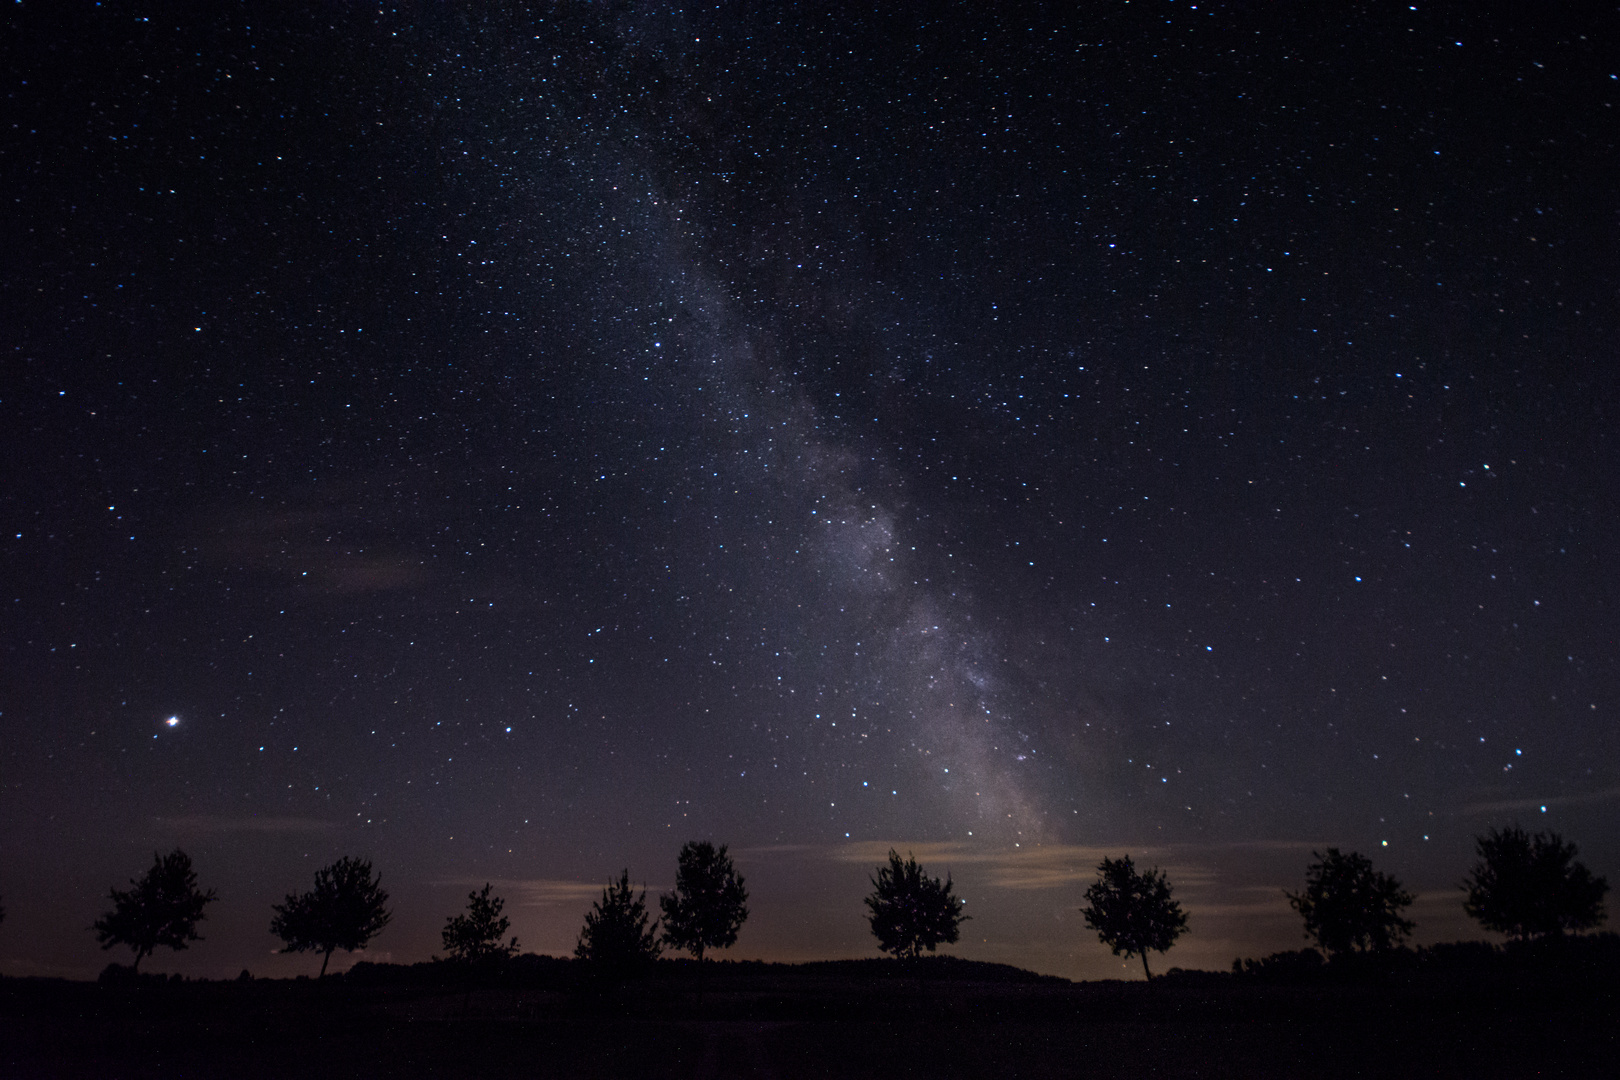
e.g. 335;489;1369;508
165;716;180;727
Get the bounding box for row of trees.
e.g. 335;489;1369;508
78;826;1607;979
1284;827;1609;952
1079;826;1610;978
572;841;751;976
88;852;394;976
575;846;975;972
88;841;752;977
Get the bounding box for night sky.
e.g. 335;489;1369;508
3;2;1615;982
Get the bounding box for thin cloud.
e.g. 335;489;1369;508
153;815;336;834
1190;900;1294;918
828;839;1156;866
195;473;439;594
1216;839;1327;852
817;840;1213;891
203;505;428;594
497;878;631;907
734;843;818;855
826;840;996;865
1455;787;1620;816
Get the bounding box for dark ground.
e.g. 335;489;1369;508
2;955;1615;1078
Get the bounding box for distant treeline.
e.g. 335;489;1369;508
90;934;1620;996
7;824;1605;983
1223;932;1620;986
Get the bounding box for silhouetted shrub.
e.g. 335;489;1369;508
98;962;136;986
1500;929;1620;972
1325;944;1419;981
93;849;217;972
1232;948;1325;983
270;856;392;978
442;883;519;965
1233;935;1620;990
661;841;749;962
864;850;968;960
792;956;1067;985
97;962;173;987
1159;966;1232;986
1463;826;1609;940
1416;940;1500;971
346;953;578;991
576;870;661;980
1286;848;1414;957
1081;855;1189;980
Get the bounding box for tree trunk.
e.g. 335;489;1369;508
319;948;333;978
1141;951;1153;981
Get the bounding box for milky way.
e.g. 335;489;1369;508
3;2;1615;980
635;184;1047;840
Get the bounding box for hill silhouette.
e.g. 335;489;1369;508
1;939;1614;1077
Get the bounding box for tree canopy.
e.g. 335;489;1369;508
1080;855;1189;980
1286;848;1414;957
864;850;968;961
575;869;661;975
270;856;392;977
93;848;217;971
441;883;520;965
1463;826;1609;940
660;840;749;962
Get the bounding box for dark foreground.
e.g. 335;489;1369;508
2;949;1615;1079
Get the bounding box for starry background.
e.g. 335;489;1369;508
2;1;1615;981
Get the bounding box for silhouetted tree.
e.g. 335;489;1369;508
1080;855;1189;980
660;841;749;962
442;883;520;964
864;850;968;960
93;849;217;972
575;870;661;976
1286;848;1414;957
270;856;392;977
1463;825;1609;940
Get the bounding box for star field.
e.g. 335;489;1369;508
1;2;1615;980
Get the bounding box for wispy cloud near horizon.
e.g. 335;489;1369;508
1454;787;1620;816
488;878;627;908
152;815;337;834
790;839;1265;892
